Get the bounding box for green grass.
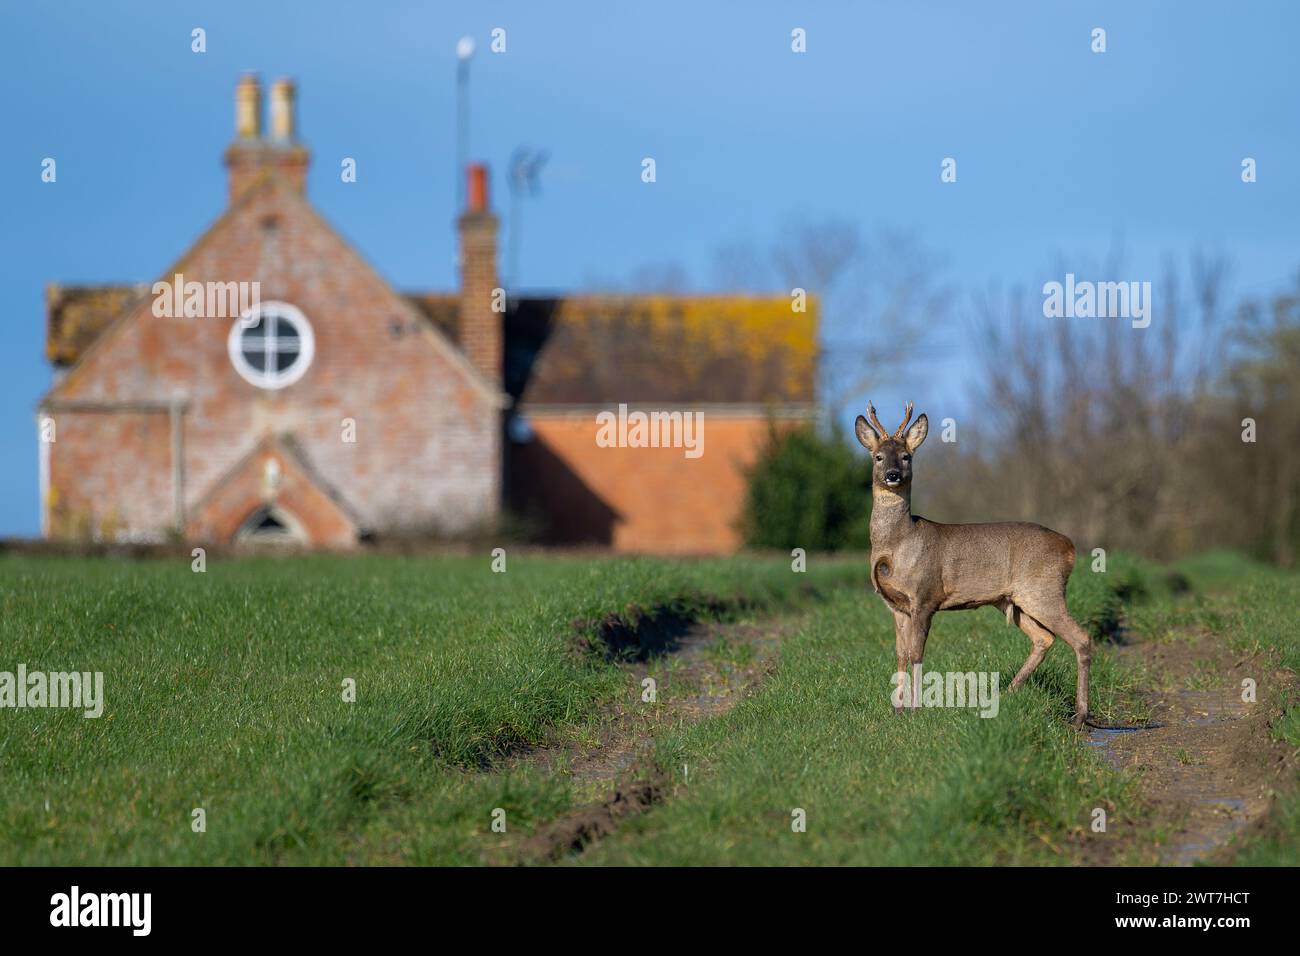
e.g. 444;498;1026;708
578;558;1144;866
0;551;861;864
3;548;1294;866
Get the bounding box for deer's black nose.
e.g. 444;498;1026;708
885;469;902;483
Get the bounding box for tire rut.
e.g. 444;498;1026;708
1087;627;1298;865
498;614;799;864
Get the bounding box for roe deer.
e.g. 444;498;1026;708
855;402;1093;726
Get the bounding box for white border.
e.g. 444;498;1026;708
228;301;316;390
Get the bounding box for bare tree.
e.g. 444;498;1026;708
1223;277;1300;564
923;253;1288;562
711;218;953;424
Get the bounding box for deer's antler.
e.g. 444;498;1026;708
893;401;915;440
865;401;889;440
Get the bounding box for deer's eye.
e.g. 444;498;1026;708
901;454;911;462
874;455;883;462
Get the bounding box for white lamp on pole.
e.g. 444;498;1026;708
456;36;475;210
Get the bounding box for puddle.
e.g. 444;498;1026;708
1204;797;1246;812
1086;725;1152;746
1177;690;1249;726
1086;724;1160;769
1166;797;1249;866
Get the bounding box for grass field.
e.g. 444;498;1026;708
0;548;1295;865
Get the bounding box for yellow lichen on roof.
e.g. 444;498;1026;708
534;294;818;404
46;284;147;366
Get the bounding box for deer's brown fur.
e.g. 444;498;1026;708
856;402;1092;726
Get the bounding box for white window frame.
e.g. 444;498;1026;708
228;301;315;390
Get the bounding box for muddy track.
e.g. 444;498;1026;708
1087;627;1299;865
487;595;1296;866
498;614;799;864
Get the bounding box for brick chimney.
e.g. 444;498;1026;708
224;74;310;203
457;164;501;385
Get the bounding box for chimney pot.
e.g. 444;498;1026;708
467;164;489;213
235;73;261;139
269;78;296;142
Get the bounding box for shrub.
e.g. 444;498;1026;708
740;424;872;551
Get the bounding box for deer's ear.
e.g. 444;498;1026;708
904;414;929;452
855;415;880;451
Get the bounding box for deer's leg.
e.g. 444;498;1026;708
1005;603;1055;692
892;610;909;714
904;610;934;710
1022;600;1092;727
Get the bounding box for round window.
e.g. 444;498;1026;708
228;302;315;389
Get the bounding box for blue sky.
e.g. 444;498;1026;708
1;1;1296;535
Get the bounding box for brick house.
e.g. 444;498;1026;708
39;76;817;553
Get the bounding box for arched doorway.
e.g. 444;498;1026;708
234;505;306;545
